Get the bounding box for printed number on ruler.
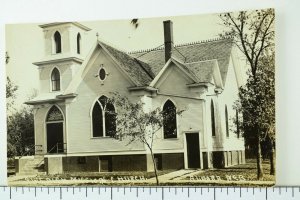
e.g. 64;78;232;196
0;187;299;200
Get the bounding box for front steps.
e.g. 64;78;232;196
15;155;46;176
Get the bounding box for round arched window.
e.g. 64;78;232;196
99;68;106;81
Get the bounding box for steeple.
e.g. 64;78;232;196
39;22;91;58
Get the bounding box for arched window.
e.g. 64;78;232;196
92;96;116;137
225;105;229;137
51;68;60;91
211;100;216;137
46;106;63;122
54;31;62;53
163;100;177;139
77;33;81;54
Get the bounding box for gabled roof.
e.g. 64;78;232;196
26;38;234;105
130;38;233;85
99;42;154;86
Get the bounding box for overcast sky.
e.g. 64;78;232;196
6;12;226;110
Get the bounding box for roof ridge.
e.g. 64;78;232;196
128;36;233;54
98;40;129;55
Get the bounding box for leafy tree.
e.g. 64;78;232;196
220;9;275;179
108;93;183;185
7;107;35;158
6;77;18;113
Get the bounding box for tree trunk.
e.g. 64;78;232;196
256;135;264;180
150;149;159;185
270;143;275;175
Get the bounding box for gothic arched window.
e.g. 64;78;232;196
77;33;81;54
54;31;62;53
225;105;229;137
163;100;177;139
211;100;216;137
92;96;116;137
46;105;63;122
51;68;60;91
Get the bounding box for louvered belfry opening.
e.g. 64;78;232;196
163;20;174;63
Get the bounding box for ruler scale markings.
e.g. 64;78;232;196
136;187;138;197
188;187;189;198
35;187;36;197
9;186;11;199
240;187;241;197
292;187;294;197
265;187;267;200
279;187;281;195
227;187;228;195
175;187;177;195
213;188;215;200
162;187;164;200
253;187;254;195
111;187;113;200
124;187;126;195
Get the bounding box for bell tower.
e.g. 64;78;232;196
33;22;91;93
39;22;91;57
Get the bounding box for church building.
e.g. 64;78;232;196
17;20;246;174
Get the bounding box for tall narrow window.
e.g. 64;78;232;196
163;100;177;139
77;33;81;54
54;31;62;53
51;68;60;91
92;96;116;137
211;100;216;137
225;105;229;137
92;102;103;137
236;110;240;138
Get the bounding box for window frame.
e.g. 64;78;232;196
162;99;178;139
53;31;62;54
50;67;61;92
211;99;216;137
77;33;81;54
225;105;229;138
91;96;116;138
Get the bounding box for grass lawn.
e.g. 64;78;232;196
183;159;275;186
8;159;275;186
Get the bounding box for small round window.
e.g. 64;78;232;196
99;68;106;81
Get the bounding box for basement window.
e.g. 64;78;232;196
77;157;87;164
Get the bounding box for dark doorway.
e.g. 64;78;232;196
47;122;64;153
186;133;200;168
154;154;162;170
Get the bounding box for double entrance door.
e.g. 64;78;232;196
47;122;64;153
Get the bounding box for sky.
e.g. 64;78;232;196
5;13;225;110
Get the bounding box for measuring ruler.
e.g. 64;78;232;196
0;186;299;200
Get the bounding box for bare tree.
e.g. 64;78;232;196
220;9;275;179
107;93;183;185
